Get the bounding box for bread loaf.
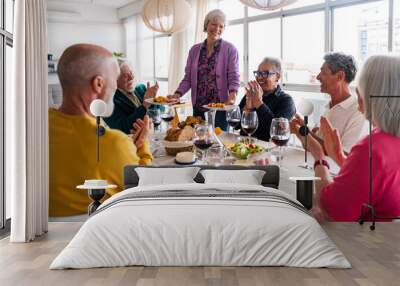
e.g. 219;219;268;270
165;126;194;141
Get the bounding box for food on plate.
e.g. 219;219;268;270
208;102;225;108
229;142;263;159
165;125;195;142
153;96;168;104
177;116;205;128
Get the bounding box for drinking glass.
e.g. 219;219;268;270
241;110;258;142
193;124;214;163
147;108;161;133
270;117;290;168
226;106;241;135
207;145;225;166
161;105;175;130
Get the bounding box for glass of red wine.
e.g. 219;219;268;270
226;106;241;135
193;124;214;163
270;117;290;168
241;110;258;143
161;105;175;130
147;108;161;133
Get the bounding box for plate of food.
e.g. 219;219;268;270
229;142;264;159
144;96;181;106
202;103;238;111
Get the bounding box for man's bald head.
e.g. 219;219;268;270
57;44;118;93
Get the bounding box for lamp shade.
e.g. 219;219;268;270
141;0;192;34
90;99;107;117
239;0;297;10
297;98;314;116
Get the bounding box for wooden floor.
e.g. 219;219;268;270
0;222;399;286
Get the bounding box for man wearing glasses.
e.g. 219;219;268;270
239;57;296;141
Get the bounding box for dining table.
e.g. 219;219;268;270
149;131;340;200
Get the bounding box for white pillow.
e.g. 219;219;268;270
135;167;201;186
200;169;266;185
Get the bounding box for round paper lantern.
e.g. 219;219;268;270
141;0;192;34
239;0;297;11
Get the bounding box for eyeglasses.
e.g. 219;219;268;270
253;70;277;78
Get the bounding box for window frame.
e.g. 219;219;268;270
1;0;14;230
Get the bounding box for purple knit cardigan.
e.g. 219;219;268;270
175;39;240;104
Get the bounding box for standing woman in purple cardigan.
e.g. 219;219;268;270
167;9;240;130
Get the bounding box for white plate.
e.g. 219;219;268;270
202;104;238;111
144;98;182;106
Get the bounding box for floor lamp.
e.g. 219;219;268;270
297;99;314;169
90;99;107;162
359;95;400;230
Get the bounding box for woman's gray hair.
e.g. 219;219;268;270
260;57;282;74
358;54;400;137
203;9;226;32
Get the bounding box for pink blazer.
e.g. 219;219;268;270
176;39;240;104
320;129;400;221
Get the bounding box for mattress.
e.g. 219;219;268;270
50;183;350;269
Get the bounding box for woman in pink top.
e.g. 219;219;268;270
291;54;400;221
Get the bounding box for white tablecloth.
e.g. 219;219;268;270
150;132;340;199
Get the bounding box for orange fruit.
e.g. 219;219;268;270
214;127;222;136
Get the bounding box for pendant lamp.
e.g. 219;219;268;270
239;0;297;11
141;0;192;34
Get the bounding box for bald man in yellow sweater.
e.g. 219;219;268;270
49;44;152;216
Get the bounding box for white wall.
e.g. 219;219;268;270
47;2;125;59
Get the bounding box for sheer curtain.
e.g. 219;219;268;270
167;0;214;96
9;0;49;242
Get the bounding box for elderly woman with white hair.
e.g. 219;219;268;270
167;9;240;130
291;54;400;221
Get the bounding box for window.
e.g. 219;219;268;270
154;35;171;79
5;44;12;221
136;0;398;116
217;0;244;21
283;11;324;85
333;1;389;65
283;0;325;10
222;24;244;83
248;18;280;79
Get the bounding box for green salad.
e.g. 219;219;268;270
229;142;263;159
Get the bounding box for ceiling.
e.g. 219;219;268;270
47;0;139;8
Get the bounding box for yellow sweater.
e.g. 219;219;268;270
49;108;152;216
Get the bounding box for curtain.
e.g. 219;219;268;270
167;0;211;96
9;0;49;242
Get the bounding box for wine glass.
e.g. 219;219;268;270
241;110;258;143
147;108;161;133
161;105;175;130
226;107;241;135
193;124;214;163
270;117;290;168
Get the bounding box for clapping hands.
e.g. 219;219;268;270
131;115;151;149
143;82;159;108
290;115;347;166
244;80;263;110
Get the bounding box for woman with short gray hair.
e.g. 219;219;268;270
167;9;240;130
291;54;400;221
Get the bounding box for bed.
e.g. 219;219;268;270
50;165;350;269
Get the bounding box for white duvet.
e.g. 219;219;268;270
50;183;350;269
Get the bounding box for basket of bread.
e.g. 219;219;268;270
163;116;204;156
